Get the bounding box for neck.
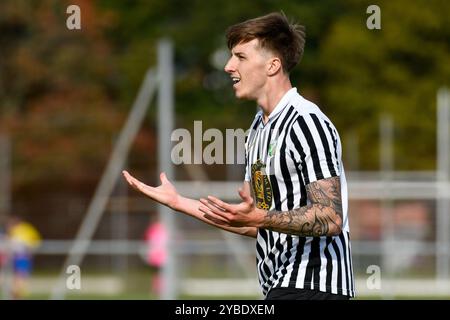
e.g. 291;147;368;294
257;77;293;123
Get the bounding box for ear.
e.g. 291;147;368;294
267;57;282;76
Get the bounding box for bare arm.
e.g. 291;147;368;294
177;195;257;238
263;176;343;237
122;171;257;238
202;176;343;237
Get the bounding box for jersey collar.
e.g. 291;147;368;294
256;87;298;127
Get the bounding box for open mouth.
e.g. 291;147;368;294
231;77;241;84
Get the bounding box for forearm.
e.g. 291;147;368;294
175;196;257;238
260;176;344;237
262;203;342;237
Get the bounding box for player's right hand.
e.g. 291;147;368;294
122;171;180;210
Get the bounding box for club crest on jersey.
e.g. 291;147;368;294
268;140;277;157
251;160;273;210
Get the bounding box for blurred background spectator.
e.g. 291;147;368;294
6;216;41;299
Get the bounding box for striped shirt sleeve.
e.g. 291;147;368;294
244;112;262;182
244;149;250;181
287;113;341;185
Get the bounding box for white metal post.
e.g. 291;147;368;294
437;87;450;289
380;114;394;299
50;69;158;300
157;39;177;300
110;169;129;274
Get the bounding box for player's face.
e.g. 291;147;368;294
224;39;269;101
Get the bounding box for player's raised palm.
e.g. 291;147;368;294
122;171;179;210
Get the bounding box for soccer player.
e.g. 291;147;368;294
123;12;354;300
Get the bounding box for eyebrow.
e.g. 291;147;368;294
233;51;246;57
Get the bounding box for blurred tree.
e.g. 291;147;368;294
0;0;155;195
97;0;345;123
319;0;450;170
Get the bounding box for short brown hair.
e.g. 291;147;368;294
226;12;306;73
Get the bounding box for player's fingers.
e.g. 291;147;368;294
125;171;157;191
238;188;253;205
160;172;169;184
127;176;145;190
200;198;226;212
122;170;134;184
200;199;230;219
123;171;161;198
200;198;227;214
199;205;228;224
123;171;141;186
123;172;140;190
203;213;228;226
238;187;249;197
206;196;233;212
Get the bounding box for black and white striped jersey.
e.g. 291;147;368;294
244;88;355;297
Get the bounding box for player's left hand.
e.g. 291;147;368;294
199;187;265;227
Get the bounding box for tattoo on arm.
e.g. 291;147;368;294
263;176;343;237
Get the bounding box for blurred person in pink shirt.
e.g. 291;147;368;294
144;216;167;297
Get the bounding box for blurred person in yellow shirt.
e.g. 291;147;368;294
6;216;41;299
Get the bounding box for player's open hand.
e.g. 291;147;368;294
122;171;180;210
199;187;264;228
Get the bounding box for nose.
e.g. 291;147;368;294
224;56;235;74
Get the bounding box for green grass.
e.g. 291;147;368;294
6;268;450;301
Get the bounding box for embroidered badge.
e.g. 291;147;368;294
268;140;277;157
251;160;273;210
